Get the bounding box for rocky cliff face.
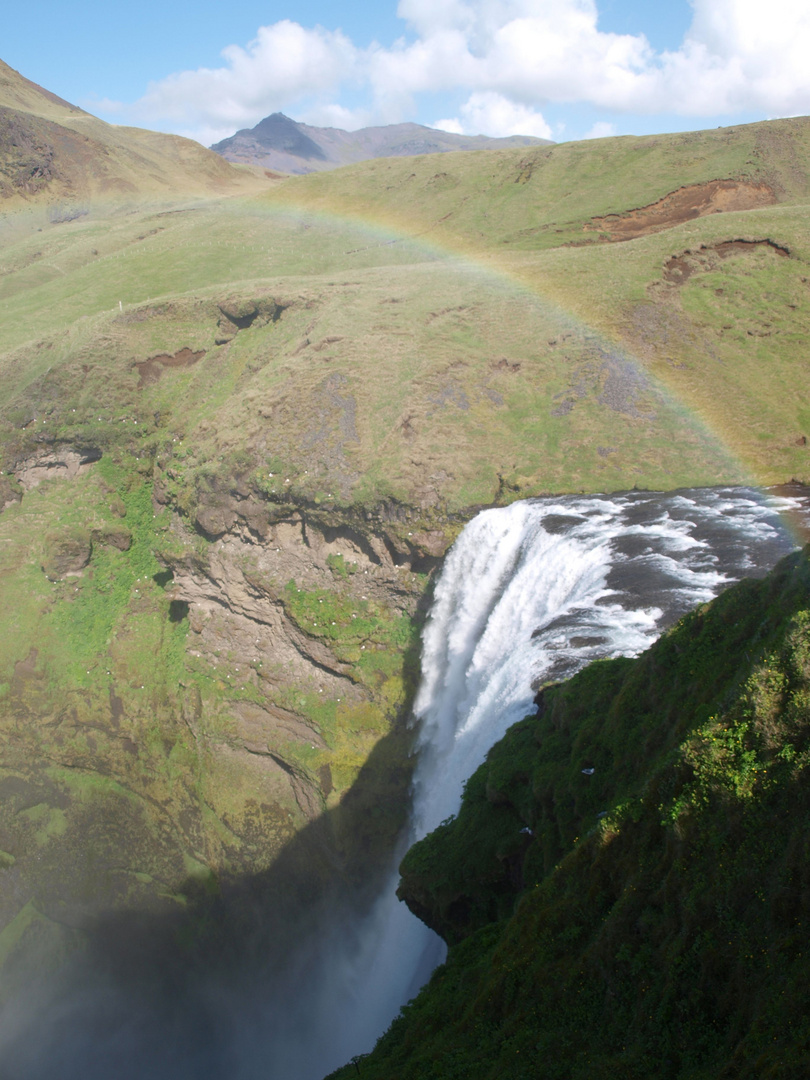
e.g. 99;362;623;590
0;429;454;995
0;265;511;991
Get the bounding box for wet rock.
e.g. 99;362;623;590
232;701;326;752
0;474;22;512
411;529;450;558
15;448;101;492
195;502;238;537
92;526;132;551
41;528;92;580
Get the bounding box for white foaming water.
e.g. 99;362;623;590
408;485;809;855
305;486;809;1078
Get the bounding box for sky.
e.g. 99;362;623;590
4;0;810;147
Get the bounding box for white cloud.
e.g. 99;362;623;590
377;1;651;107
583;121;617;139
657;0;810;115
297;102;375;131
108;1;810;144
119;20;360;138
439;91;552;137
432;116;465;134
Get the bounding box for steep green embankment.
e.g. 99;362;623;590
329;548;810;1079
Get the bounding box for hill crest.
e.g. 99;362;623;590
0;58;90;124
0;58;266;208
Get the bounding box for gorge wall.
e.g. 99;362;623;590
0;445;447;1079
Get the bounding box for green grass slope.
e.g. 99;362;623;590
328;548;810;1079
266;116;810;250
3;116;810;512
263;116;810;490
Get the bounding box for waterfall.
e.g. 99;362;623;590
307;486;809;1077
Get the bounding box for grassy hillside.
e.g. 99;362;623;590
1;100;810;1007
3;117;810;511
327;547;810;1079
265;119;801;249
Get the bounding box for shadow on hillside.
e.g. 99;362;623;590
0;706;439;1080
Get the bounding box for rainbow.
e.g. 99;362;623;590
235;191;810;542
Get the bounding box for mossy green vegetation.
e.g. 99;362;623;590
327;548;810;1079
282;578;417;666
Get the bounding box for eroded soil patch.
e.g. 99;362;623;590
585;180;776;241
134;347;206;387
662;238;789;285
15;448;101;492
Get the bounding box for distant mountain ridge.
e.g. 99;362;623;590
211;111;551;174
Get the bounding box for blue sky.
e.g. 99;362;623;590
4;1;810;146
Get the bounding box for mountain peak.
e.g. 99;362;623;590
214;112;327;163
